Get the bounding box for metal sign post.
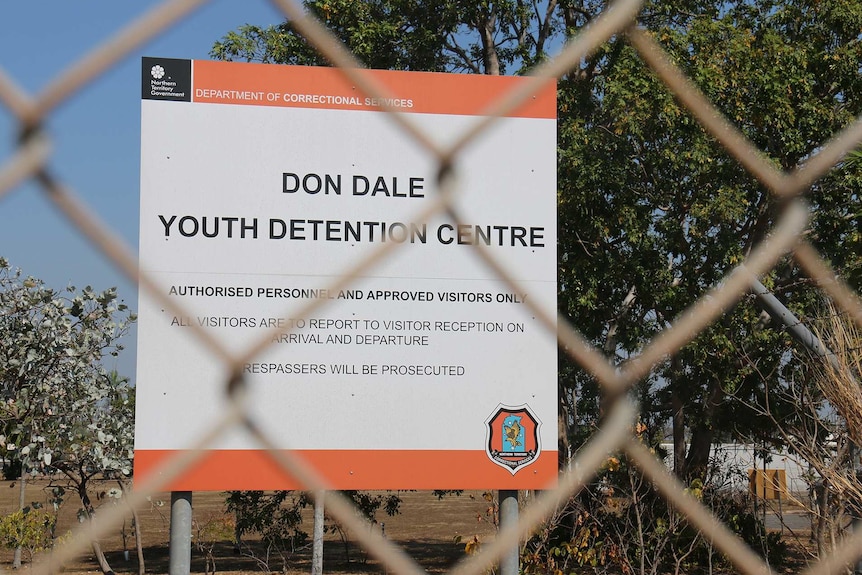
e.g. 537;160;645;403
499;490;519;575
169;491;192;575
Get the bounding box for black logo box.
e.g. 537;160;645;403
142;57;191;102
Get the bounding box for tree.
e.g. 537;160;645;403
224;489;402;571
326;491;402;564
44;372;136;575
557;0;862;479
225;490;309;573
210;0;564;75
0;258;136;573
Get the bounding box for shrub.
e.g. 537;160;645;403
0;509;56;563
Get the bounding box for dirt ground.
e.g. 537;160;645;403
0;479;824;575
0;480;497;574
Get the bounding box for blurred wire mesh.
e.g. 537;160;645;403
1;0;862;574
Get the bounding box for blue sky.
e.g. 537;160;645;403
0;2;285;378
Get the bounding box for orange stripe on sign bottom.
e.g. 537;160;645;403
134;449;558;491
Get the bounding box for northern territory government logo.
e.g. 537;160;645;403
485;404;541;474
141;57;191;102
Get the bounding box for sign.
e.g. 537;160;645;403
135;58;558;490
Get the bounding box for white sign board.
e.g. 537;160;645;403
135;58;557;490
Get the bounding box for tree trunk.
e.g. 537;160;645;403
558;410;571;470
232;493;242;554
670;358;687;477
476;12;501;75
133;508;145;575
312;490;325;575
118;480;145;575
90;537;115;575
78;482;114;575
683;378;724;482
672;388;686;476
685;425;714;482
12;471;26;569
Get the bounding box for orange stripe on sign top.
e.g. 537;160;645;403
191;60;556;118
134;449;558;491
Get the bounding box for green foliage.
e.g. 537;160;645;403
211;0;568;74
0;509;56;562
211;0;461;71
226;490;308;543
340;490;402;523
557;0;862;479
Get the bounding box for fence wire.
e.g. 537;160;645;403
2;0;862;574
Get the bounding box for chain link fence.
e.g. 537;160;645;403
2;0;862;574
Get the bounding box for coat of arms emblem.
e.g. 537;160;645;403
485;404;541;474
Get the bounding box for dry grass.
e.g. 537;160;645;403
813;303;862;446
